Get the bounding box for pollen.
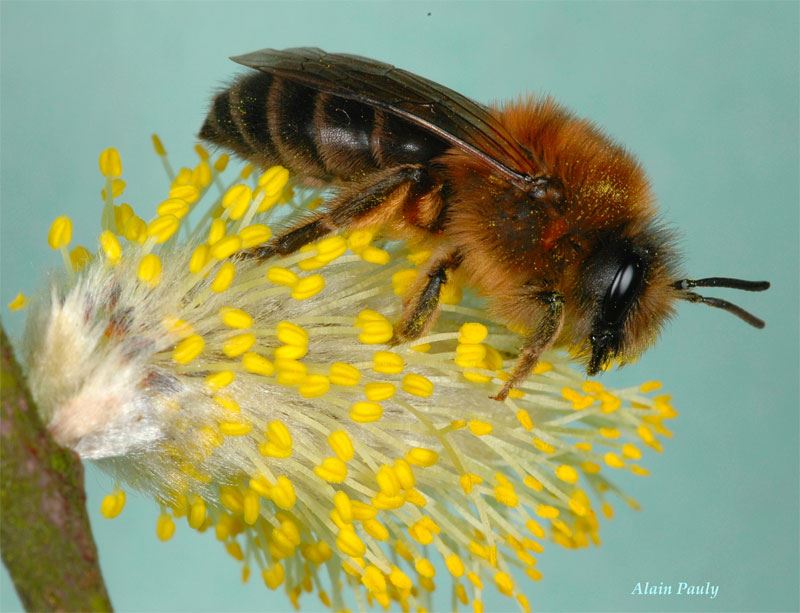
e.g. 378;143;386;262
48;216;73;250
26;145;678;613
7;293;26;311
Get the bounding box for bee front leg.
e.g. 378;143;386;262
245;164;425;259
492;291;564;401
392;251;463;343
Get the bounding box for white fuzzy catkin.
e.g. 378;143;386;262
17;143;676;612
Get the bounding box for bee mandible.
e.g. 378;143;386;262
199;48;770;400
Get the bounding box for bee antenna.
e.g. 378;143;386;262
672;277;770;292
678;291;766;329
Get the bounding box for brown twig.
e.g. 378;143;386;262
0;323;113;612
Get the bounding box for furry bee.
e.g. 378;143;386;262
199;47;769;400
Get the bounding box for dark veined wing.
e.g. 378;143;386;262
231;47;538;189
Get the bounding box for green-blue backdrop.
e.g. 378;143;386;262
1;2;797;612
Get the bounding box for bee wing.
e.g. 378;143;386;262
232;47;536;189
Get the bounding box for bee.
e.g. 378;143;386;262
199;47;770;400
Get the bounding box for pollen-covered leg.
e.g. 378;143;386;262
392;251;462;343
493;291;564;401
248;164;425;259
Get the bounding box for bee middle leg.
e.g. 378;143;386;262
392;251;463;343
247;164;425;259
492;291;564;401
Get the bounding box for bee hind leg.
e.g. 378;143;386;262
391;251;463;344
245;164;425;260
492;291;564;401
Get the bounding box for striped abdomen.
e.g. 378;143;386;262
199;71;449;183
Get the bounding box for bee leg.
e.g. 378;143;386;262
492;291;564;401
392;251;463;343
246;164;425;259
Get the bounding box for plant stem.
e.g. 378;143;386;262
1;323;113;612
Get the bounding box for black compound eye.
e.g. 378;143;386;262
601;255;644;325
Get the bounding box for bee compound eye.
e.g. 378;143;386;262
601;255;644;325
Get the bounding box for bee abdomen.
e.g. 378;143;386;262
199;72;449;182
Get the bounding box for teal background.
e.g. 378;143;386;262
1;1;797;612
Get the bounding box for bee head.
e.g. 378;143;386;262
574;225;770;375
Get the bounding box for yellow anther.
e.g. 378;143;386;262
415;558;435;578
173;168;192;186
100;178;126;200
600;427;620;439
405;447;439;467
372;351;404;375
151;133;166;156
48;216;73;249
600;392;622;412
533;438;556;454
173;334;204;364
168;184;199;204
347;229;374;252
372;492;404;510
389;566;412;590
350;401;383;423
376;465;401;496
460;473;483;494
392;459;415;489
391;269;417;296
68;245;92;271
219;486;244;513
100;489;126;519
269;476;296;510
291;274;325;300
604;452;625;468
8;293;26;311
329;362;361;386
208;218;227;245
364;381;396;401
515;409;534;431
363;518;389;541
332;491;352;523
214;394;241;412
556;464;580;484
455;343;486;367
147;214;180;244
99;230;122;263
328;430;355;462
214;154;229;172
494;482;519;507
350;500;377;521
533;361;552;374
360;245;391;265
257;165;290;203
239;223;272;248
494;571;515;597
458;322;488;344
622;443;643;460
276;320;309;346
137;254;162;286
536;504;560;519
242;490;260;525
210;235;242;260
219;421;253;436
211;262;236;292
314;457;347;483
262;563;285;590
299;374;330;398
336;526;366;557
99;147;122;177
275;359;307;385
356;316;393;344
188;496;206;529
402;373;434;397
205;370;235;391
192;162;212;189
222;184;252;218
410;517;440;545
242;352;274;376
189;244;210;274
361;564;387;595
249;475;272;498
222;332;256;357
468;419;493;436
562;387;595;410
220;307;253;329
445;554;465;578
156;513;175;541
156;198;190;219
640;380;662;393
315;236;347;262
